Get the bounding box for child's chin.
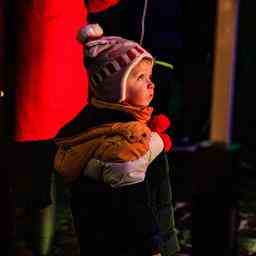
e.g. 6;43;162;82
139;102;151;107
132;103;148;107
128;99;151;107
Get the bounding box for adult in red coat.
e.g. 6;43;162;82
14;0;119;141
7;1;119;255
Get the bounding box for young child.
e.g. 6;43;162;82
55;24;179;256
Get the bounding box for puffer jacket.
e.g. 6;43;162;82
56;105;180;255
54;121;151;183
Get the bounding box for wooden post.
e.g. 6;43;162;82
210;0;240;145
193;1;240;255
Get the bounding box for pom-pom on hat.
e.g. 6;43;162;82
77;24;154;102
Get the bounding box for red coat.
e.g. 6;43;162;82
14;0;119;141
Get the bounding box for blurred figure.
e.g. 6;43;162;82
4;1;120;255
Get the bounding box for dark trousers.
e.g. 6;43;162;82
9;141;56;255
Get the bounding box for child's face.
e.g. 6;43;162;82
126;59;154;107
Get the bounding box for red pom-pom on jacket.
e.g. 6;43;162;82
149;114;173;152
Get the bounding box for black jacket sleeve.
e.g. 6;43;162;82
146;152;180;256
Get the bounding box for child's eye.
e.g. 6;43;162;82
137;74;145;81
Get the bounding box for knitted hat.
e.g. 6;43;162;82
78;24;154;102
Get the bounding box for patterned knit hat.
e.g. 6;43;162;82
78;24;154;102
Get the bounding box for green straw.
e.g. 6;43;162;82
154;60;174;70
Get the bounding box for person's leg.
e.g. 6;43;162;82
1;143;16;256
29;174;56;256
13;141;56;256
15;180;56;256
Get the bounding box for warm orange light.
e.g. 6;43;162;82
210;0;239;145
